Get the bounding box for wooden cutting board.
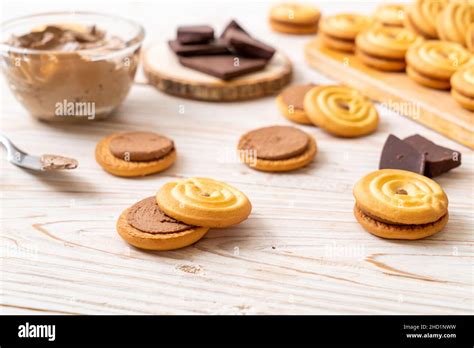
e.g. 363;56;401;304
305;38;474;150
143;43;292;102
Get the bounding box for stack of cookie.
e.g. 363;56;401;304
269;3;321;35
451;65;474;111
117;177;252;250
406;40;472;90
356;24;422;71
319;14;372;52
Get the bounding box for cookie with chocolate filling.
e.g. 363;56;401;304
353;169;449;240
117;197;208;250
237;125;317;172
276;84;316;125
95;131;176;177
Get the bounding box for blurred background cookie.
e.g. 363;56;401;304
374;3;406;27
319;13;372;52
451;65;474;111
406;40;472;89
405;0;448;39
269;3;321;34
356;25;422;71
436;1;474;46
276;83;316;124
304;85;379;137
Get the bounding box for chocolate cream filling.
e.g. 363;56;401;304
126;197;193;234
109;131;174;162
238;125;310;160
355;204;446;227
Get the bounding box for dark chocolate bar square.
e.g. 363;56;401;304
226;28;275;60
178;55;268;80
177;25;214;44
404;134;462;177
379;134;425;174
168;39;229;56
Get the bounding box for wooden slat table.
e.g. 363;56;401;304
1;0;473;315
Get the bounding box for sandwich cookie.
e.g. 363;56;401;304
451;65;474;111
353;169;449;240
269;3;321;35
356;25;422;71
117;197;209;250
304;85;379;137
405;0;448;39
436;2;474;46
374;4;406;27
96;132;176;177
237;125;317;172
276;84;316;124
319;14;372;52
467;23;474;52
406;40;472;89
156;177;252;228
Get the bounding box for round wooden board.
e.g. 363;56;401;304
142;43;293;102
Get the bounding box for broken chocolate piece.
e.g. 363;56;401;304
178;55;267;80
221;19;249;39
404;134;462;177
177;25;214;44
226;28;275;60
379;134;425;174
168;39;229;56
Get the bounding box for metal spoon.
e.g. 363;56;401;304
0;133;78;171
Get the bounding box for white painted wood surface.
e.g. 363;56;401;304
1;0;473;315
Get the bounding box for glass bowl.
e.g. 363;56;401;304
0;11;145;121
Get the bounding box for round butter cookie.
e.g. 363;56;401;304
436;2;474;45
304;85;379;137
451;65;474;110
374;4;406;27
405;0;448;39
269;3;320;34
156;177;252;228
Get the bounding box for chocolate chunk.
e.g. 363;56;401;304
109;131;174;162
226;28;276;60
379;134;425;174
221;20;249;39
168;39;229;56
178;55;268;80
238;125;310;160
126;197;193;233
404;134;462;177
177;25;214;44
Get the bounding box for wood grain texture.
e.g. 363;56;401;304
1;80;472;315
143;44;292;101
0;0;473;315
305;38;474;149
